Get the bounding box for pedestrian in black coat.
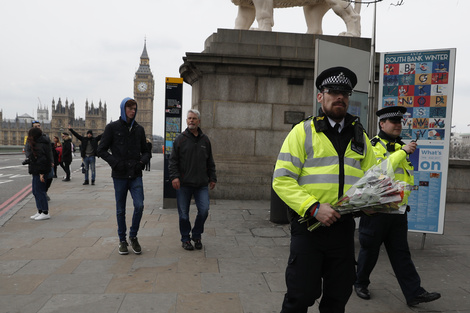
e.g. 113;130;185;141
26;127;53;220
61;133;73;181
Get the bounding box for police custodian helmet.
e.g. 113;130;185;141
315;66;358;92
376;106;407;121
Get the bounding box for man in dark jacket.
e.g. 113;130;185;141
68;126;102;185
97;97;150;255
168;109;217;251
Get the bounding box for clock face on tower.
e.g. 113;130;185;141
137;82;148;92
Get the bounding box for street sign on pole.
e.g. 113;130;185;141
163;77;183;208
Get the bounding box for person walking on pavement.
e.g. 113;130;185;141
97;97;150;255
168;109;217;251
26;127;53;221
61;132;73;182
68;126;102;185
145;138;152;171
273;66;377;313
354;106;441;307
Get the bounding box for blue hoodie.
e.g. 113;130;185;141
120;97;137;129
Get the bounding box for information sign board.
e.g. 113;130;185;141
163;77;183;207
379;49;456;234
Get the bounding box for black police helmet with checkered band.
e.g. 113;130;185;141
376;106;407;121
315;66;357;92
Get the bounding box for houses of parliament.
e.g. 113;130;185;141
0;42;154;147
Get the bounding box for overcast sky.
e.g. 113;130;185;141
1;0;468;136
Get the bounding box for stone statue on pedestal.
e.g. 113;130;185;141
232;0;362;37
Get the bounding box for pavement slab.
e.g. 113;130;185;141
0;155;468;312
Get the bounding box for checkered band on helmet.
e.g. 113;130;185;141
316;67;357;91
320;72;352;89
376;106;407;120
378;111;404;120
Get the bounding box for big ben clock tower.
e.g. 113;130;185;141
134;40;154;138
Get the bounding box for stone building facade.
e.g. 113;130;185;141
0;110;51;146
0;98;107;147
1;41;156;146
54;98;107;148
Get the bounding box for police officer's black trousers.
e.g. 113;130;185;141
281;216;356;313
355;213;425;303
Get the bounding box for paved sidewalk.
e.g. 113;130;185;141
0;155;469;313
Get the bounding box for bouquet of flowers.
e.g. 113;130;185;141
300;159;411;231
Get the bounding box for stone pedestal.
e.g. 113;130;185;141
180;29;371;200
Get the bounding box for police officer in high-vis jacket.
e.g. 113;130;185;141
354;106;441;307
273;66;377;313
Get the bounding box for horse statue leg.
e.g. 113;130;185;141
303;2;331;34
234;5;256;30
253;0;274;31
328;0;361;37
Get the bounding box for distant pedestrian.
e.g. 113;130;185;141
145;138;152;171
97;97;150;255
25;120;53;200
26;127;53;220
169;109;217;251
52;136;62;178
61;133;73;181
68;126;102;185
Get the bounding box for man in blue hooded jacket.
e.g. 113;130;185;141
97;98;150;255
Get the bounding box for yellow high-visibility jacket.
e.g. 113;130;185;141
370;134;414;206
273;114;377;218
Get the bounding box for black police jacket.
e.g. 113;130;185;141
97;117;150;179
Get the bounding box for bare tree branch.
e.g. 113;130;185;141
342;0;384;4
343;0;405;5
390;0;405;6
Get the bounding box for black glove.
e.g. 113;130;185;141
135;162;145;171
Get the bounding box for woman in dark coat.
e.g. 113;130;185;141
27;127;53;220
61;132;73;181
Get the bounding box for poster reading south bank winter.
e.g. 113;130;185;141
379;49;456;234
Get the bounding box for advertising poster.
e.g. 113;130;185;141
164;78;183;155
379;49;456;234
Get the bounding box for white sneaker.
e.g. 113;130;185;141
30;212;41;220
35;213;50;220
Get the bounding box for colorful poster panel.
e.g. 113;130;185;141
381;50;452;141
379;49;456;235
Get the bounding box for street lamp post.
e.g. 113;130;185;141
367;1;377;135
